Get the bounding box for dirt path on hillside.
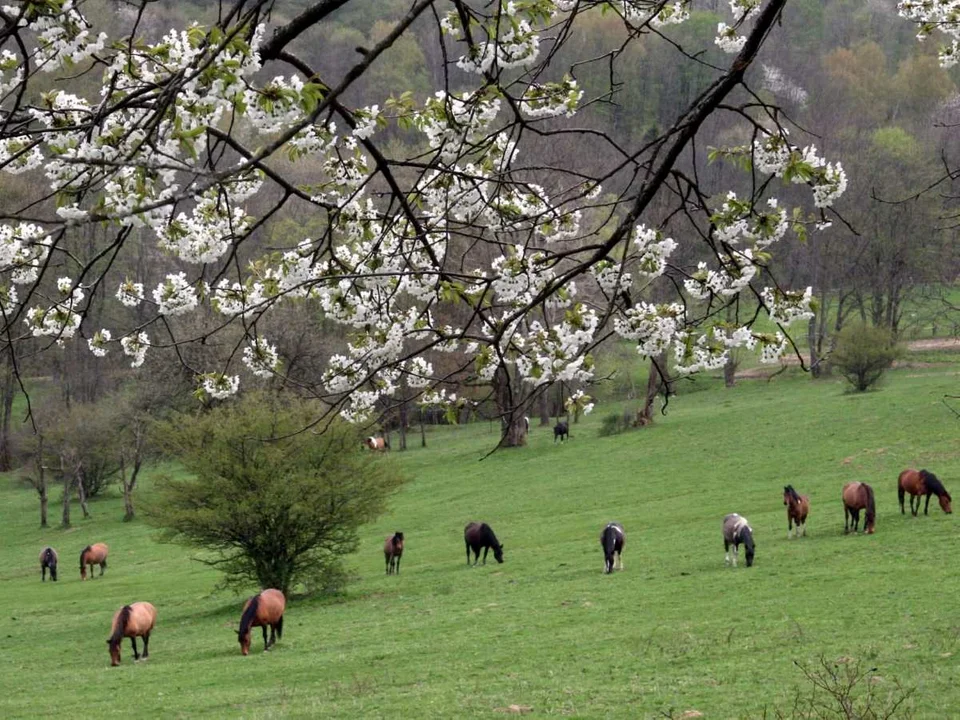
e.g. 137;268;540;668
736;337;960;379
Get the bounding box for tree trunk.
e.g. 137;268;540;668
60;454;71;528
419;407;426;448
723;354;737;387
36;435;47;528
75;460;90;519
121;457;134;521
0;348;16;471
807;314;821;379
398;400;408;451
538;391;550;426
493;365;526;447
637;353;669;426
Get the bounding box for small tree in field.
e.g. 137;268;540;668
832;324;902;392
149;393;405;595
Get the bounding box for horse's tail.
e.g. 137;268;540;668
80;545;91;569
898;479;905;508
110;605;132;646
864;484;876;525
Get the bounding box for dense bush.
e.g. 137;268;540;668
149;393;406;595
832;324;902;392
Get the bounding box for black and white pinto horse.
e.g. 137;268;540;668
722;513;755;568
600;522;624;574
553;421;569;443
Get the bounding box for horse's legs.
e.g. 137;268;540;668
395;555;400;575
268;625;276;648
41;565;46;581
385;553;390;574
481;546;489;565
787;514;793;539
852;509;860;532
261;625;269;651
616;551;623;571
924;493;931;515
130;636;139;661
466;542;471;566
100;560;106;577
142;632;150;659
844;506;849;534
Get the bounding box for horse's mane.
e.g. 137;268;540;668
863;483;876;524
480;523;499;544
740;524;755;551
391;532;403;549
109;605;132;648
239;594;261;638
79;545;91;569
921;470;949;498
785;485;800;503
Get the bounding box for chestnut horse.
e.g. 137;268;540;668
842;482;876;534
898;469;952;516
384;531;404;575
464;522;504;565
238;588;285;655
723;513;755;567
365;436;387;452
80;543;109;580
600;522;624;574
783;485;810;539
40;547;58;582
107;602;156;666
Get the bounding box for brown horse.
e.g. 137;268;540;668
238;588;285;655
384;532;404;575
40;547;58;582
898;469;952;516
842;482;876;534
365;436;387;452
80;543;109;580
107;602;156;666
783;485;810;539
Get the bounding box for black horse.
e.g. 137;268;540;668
600;523;624;573
553;421;569;443
464;522;504;565
40;546;58;582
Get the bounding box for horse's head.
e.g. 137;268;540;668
743;532;755;567
238;628;252;656
493;543;504;564
782;486;790;505
107;638;121;666
80;565;87;581
939;492;953;514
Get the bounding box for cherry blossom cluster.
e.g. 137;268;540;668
898;1;960;67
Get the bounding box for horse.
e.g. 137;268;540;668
898;469;952;516
365;436;387;452
523;416;530;433
783;485;810;539
384;531;404;575
80;543;109;580
553;421;568;443
39;547;58;582
107;602;156;666
238;588;286;655
464;522;504;565
722;513;755;567
600;522;624;574
842;482;876;534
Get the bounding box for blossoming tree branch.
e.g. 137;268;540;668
0;0;858;446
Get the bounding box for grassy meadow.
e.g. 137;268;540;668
1;363;959;718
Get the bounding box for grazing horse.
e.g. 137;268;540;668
600;522;625;574
553;421;569;443
842;482;876;534
384;532;404;575
39;547;58;582
783;485;810;539
107;602;156;666
80;543;109;580
898;469;952;516
364;436;387;452
722;513;755;567
464;522;504;565
238;588;286;655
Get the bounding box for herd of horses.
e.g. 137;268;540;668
34;465;949;665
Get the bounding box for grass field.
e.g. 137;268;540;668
1;365;959;718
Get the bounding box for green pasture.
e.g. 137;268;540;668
1;365;959;718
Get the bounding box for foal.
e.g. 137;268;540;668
783;485;810;538
600;523;624;574
384;532;404;575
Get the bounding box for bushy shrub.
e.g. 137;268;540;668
832;323;902;392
